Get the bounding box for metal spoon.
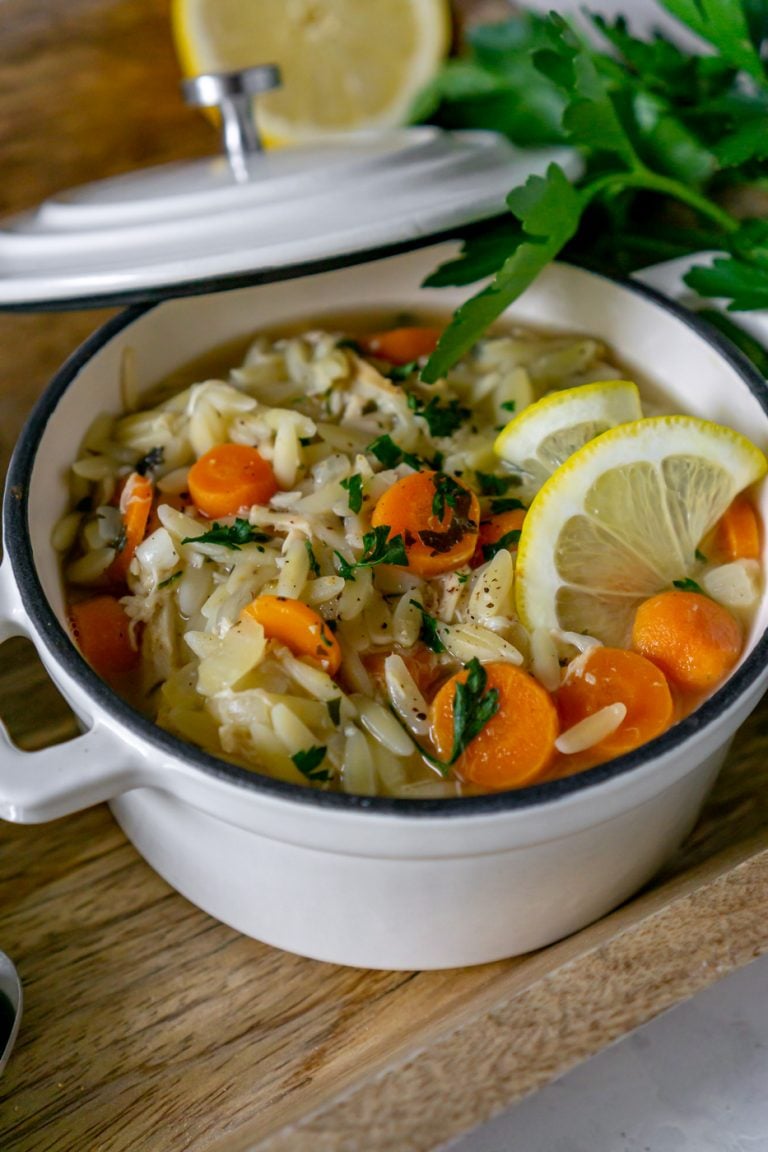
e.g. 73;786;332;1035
0;952;22;1075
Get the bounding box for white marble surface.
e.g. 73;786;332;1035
446;950;768;1151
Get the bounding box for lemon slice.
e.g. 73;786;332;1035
494;380;643;485
515;416;767;646
172;0;451;145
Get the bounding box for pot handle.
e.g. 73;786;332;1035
0;559;148;823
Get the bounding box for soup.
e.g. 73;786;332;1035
55;317;766;797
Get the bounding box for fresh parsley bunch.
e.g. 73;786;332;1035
416;0;768;381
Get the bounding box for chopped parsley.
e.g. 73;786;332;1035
695;548;708;563
181;518;270;550
482;528;522;562
448;658;500;766
673;577;704;594
418;474;478;554
305;540;321;577
334;525;408;580
337;337;363;353
326;698;342;726
489;496;526;515
409;599;446;653
475;470;522;496
367;434;423;471
135;446;165;476
385;360;419;381
292;745;332;783
158;570;182;589
393;658;500;776
340;472;364;514
500;400;517;413
407;394;470;437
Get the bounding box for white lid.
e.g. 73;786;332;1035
0;126;579;309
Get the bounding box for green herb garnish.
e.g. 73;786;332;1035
386;360;419;381
489;496;526;515
340;473;364;513
407;394;471;437
416;5;768;382
482;528;522;562
326;698;342;726
673;577;704;593
448;658;500;766
500;400;517;413
292;745;332;783
367;434;426;471
158;570;182;589
305;540;321;577
334;525;408;580
181;518;270;550
409;599;446;653
135;446;165;476
475;470;522;496
695;547;708;564
431;472;464;520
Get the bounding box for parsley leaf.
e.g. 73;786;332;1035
334;525;408;580
367;434;439;471
181;519;270;550
422;164;585;382
449;658;500;766
292;746;332;783
489;496;526;514
385;360;419;381
305;540;321;577
135;446;165;477
409;599;446;653
482;528;522;562
658;0;765;81
475;470;521;495
408;395;471;437
340;473;364;513
673;577;705;593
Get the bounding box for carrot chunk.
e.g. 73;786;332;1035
188;444;278;520
68;595;139;680
631;589;742;693
715;494;761;561
359;326;442;365
243;595;341;675
370;471;480;578
430;662;558;790
106;472;153;585
471;507;526;567
556;647;675;759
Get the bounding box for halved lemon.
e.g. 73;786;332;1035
494;379;642;486
515;416;767;646
172;0;452;145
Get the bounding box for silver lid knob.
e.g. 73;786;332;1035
181;64;282;182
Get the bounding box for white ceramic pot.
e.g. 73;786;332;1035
2;245;767;970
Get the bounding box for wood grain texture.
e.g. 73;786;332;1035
1;2;768;1150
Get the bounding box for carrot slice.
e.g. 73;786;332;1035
243;595;341;675
715;494;761;561
370;471;480;578
556;647;675;759
631;589;742;693
106;472;153;585
68;595;139;680
430;662;558;790
188;444;278;520
359;326;442;365
471;507;526;567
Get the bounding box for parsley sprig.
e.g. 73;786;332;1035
292;746;332;783
181;518;270;550
417;3;768;382
334;525;408;580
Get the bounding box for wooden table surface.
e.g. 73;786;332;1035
1;3;768;1150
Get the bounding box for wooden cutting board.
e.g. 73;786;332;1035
1;3;768;1149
